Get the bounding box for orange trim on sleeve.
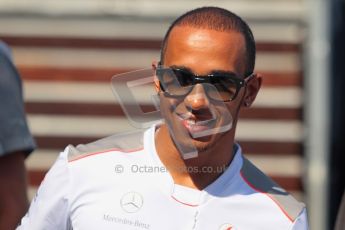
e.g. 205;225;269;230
240;171;294;223
68;147;144;163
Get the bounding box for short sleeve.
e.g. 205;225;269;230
17;148;72;230
291;208;309;230
0;41;36;156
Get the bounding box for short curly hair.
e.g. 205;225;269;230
160;6;256;76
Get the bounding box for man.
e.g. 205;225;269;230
18;7;308;229
0;41;36;229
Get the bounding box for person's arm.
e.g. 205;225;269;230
0;152;28;230
18;149;72;229
0;41;36;228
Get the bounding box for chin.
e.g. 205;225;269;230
193;132;225;152
191;141;213;153
167;114;233;157
176;130;226;155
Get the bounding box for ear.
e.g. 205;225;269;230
242;73;262;107
152;60;160;93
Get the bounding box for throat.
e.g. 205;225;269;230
154;125;234;190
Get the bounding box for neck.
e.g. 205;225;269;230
155;124;236;190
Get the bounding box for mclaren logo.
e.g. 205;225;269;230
120;191;144;213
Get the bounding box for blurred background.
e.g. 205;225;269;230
0;0;343;229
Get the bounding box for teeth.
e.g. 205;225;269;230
197;120;211;125
179;114;216;126
186;119;214;126
187;119;196;125
179;113;192;120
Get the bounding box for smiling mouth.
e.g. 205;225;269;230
177;113;217;135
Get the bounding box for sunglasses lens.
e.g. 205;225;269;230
173;69;194;87
211;77;238;101
158;68;240;101
158;69;192;96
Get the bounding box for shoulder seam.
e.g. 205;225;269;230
240;171;296;223
240;172;303;223
68;147;144;163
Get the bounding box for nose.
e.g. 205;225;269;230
184;84;210;110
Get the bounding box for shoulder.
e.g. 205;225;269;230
67;129;146;162
0;41;36;156
240;156;305;223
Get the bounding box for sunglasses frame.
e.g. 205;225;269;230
156;66;254;102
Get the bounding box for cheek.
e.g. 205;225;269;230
211;103;231;122
209;104;234;135
159;96;181;117
229;89;247;115
225;102;242;123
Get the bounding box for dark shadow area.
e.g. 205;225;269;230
330;0;345;229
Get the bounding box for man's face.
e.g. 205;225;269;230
158;26;249;153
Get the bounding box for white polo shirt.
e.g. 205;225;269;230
19;126;308;230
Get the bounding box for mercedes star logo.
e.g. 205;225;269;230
120;191;144;213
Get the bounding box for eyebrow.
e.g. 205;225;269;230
169;65;239;77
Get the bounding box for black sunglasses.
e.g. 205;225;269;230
156;67;254;102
